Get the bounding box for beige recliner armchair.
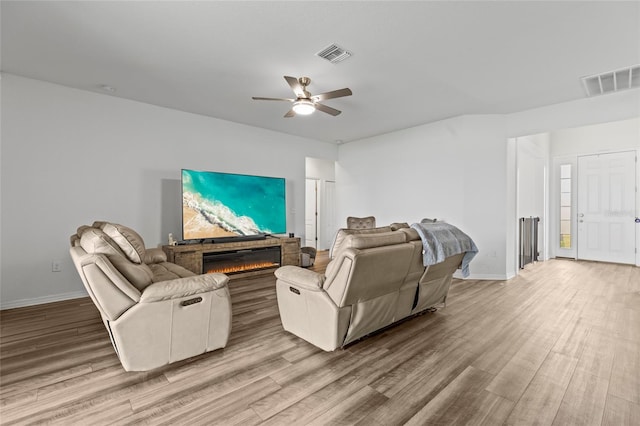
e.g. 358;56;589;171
275;227;464;351
70;221;232;371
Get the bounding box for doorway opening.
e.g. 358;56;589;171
520;118;639;268
552;151;636;264
514;133;549;273
305;157;337;251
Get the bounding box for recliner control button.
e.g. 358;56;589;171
181;297;203;306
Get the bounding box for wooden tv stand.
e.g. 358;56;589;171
162;236;300;279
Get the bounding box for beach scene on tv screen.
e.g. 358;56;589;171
182;169;286;240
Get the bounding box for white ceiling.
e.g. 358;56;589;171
2;1;639;143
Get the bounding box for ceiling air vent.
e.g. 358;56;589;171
581;65;640;97
316;44;352;64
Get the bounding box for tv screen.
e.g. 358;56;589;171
181;169;286;241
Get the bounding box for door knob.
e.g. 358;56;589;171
578;213;584;218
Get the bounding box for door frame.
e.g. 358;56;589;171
551;149;639;266
305;178;319;249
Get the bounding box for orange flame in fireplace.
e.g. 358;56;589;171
206;261;279;275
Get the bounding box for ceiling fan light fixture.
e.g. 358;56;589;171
253;76;350;117
292;99;315;115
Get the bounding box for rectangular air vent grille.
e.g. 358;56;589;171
581;65;640;97
316;44;352;64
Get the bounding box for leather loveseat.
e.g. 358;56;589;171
274;224;465;351
70;221;232;371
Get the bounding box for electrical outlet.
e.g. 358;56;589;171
52;260;62;272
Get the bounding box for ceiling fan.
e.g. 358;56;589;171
252;76;352;117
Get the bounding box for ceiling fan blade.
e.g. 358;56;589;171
284;76;305;97
252;96;294;102
284;109;296;118
315;103;341;116
311;88;352;102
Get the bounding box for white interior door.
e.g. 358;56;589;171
322;181;337;250
577;151;636;264
305;179;318;248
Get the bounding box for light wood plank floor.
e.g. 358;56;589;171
1;254;639;425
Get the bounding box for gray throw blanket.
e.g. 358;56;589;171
410;222;478;278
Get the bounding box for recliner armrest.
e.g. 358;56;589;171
275;265;325;291
144;247;168;264
140;273;229;303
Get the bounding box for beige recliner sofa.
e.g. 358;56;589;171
70;221;232;371
274;225;465;351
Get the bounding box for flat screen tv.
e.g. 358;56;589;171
181;169;286;241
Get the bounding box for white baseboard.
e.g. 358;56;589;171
453;271;513;280
1;290;89;311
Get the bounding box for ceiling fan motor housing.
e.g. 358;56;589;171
298;77;311;87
